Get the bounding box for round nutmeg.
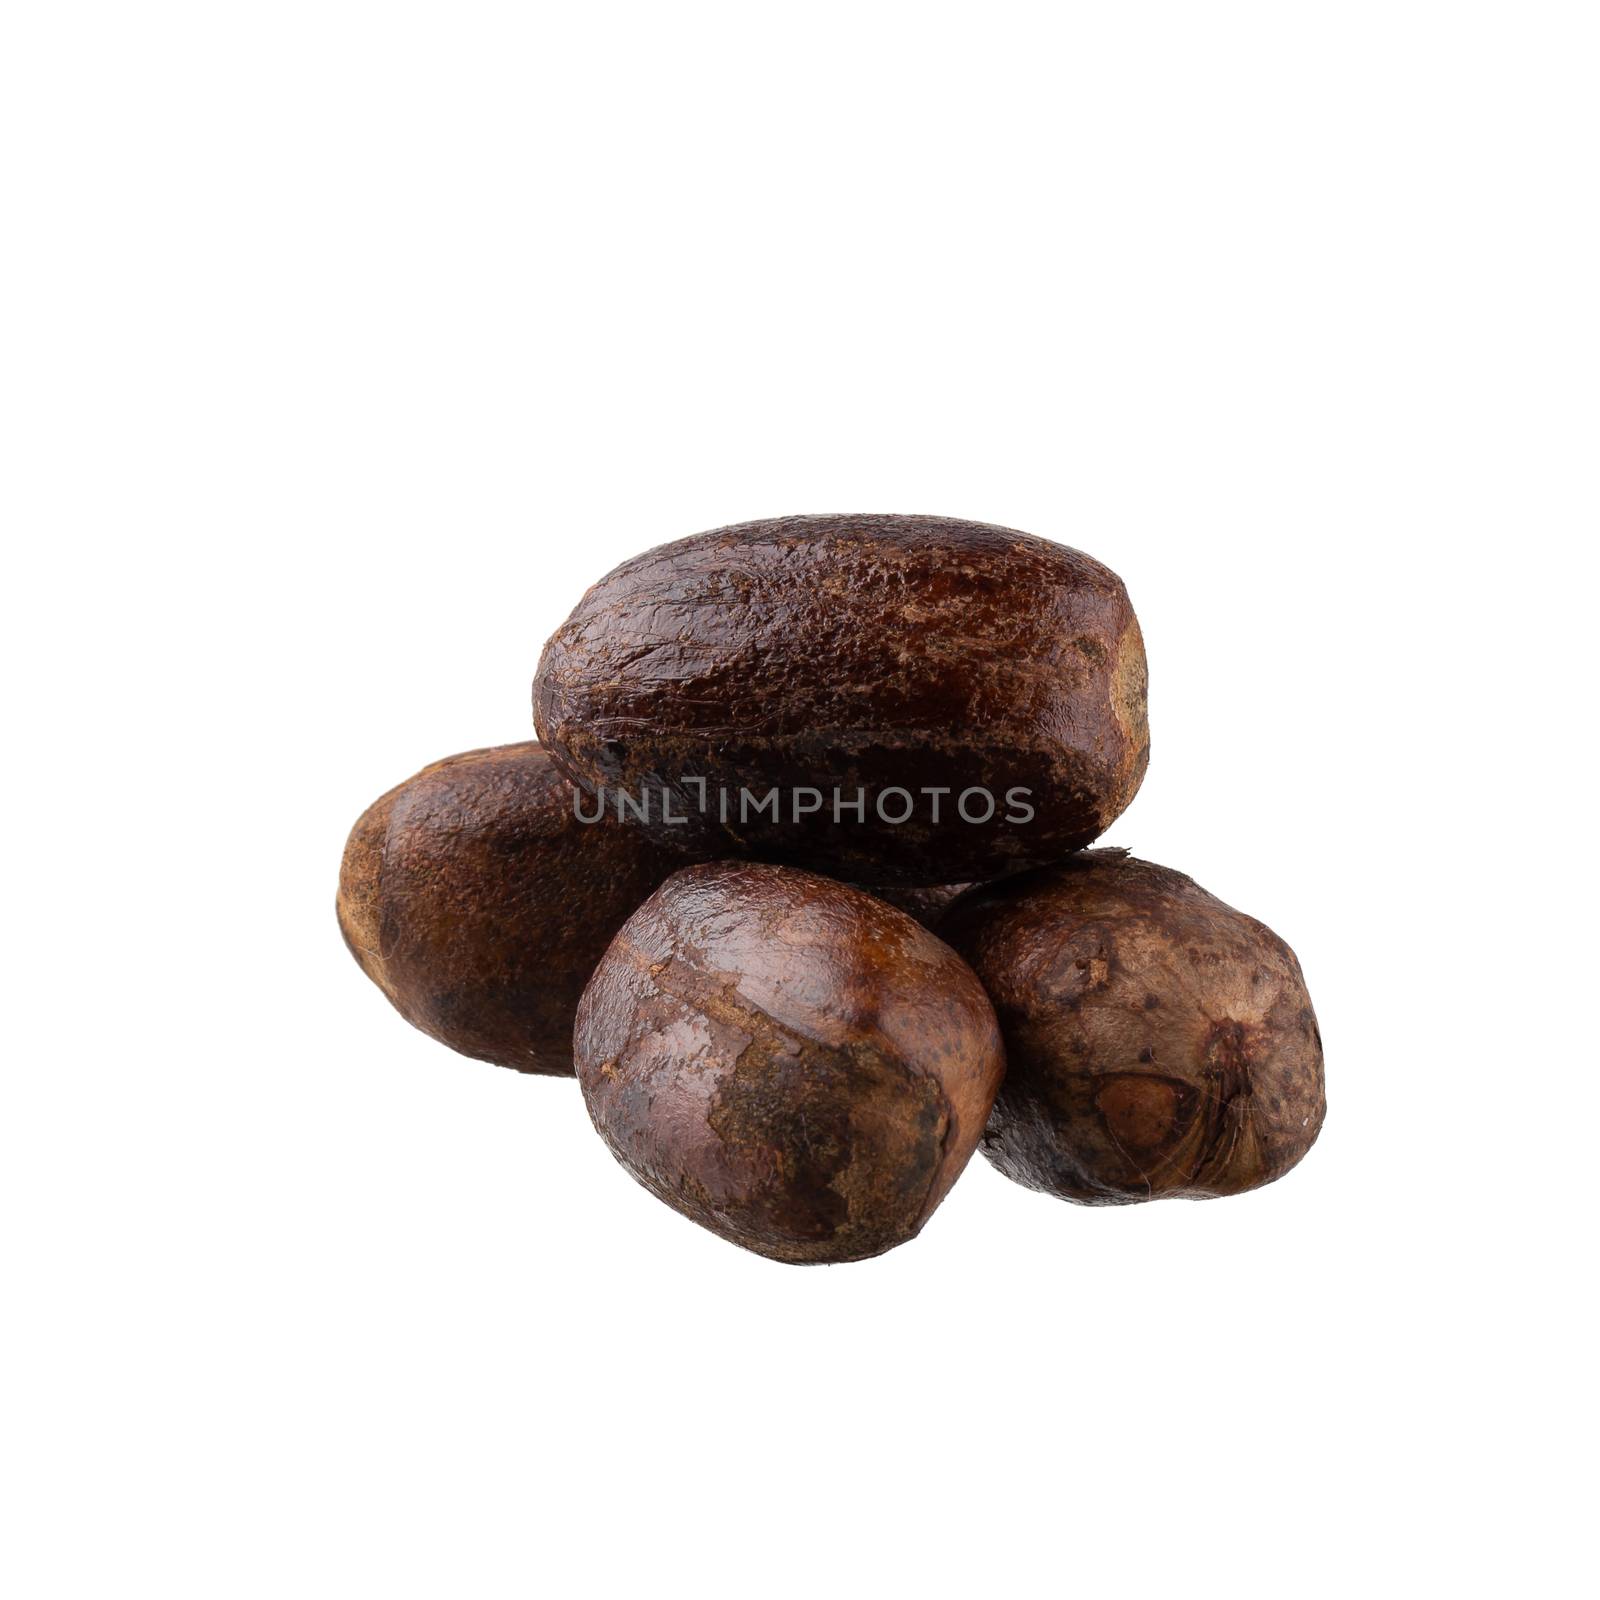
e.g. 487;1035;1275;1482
941;850;1325;1203
534;513;1148;885
336;742;687;1075
574;863;1006;1263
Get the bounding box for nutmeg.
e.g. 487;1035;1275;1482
533;513;1148;885
941;850;1325;1202
574;862;1006;1263
336;742;687;1075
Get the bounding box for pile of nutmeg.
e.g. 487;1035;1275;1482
339;514;1325;1263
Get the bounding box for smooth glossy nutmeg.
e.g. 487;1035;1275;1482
337;742;686;1075
574;862;1006;1263
533;513;1148;885
941;850;1325;1203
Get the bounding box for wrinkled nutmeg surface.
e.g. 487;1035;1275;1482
533;514;1149;885
574;862;1006;1263
336;743;687;1075
941;850;1324;1202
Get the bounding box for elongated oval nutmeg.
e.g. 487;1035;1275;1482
533;513;1148;885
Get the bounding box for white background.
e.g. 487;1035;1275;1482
4;4;1595;1596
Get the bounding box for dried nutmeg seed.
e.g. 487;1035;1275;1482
337;742;688;1075
574;862;1006;1263
941;850;1325;1203
533;513;1149;886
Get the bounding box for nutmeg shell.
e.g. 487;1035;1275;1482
533;513;1148;885
941;850;1325;1202
574;862;1006;1263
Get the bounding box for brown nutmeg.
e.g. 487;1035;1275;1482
534;513;1148;885
574;862;1006;1263
337;742;687;1075
941;850;1325;1203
